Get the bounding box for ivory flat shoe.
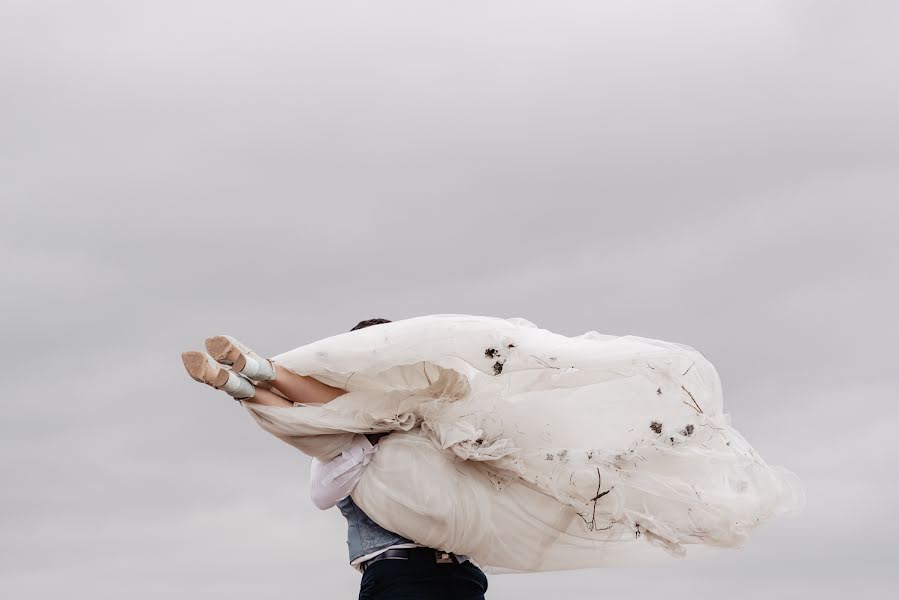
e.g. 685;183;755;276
204;335;276;382
181;351;255;400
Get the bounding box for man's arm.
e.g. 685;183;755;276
309;435;376;510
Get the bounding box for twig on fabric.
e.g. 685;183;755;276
529;355;561;369
576;467;614;532
681;385;703;414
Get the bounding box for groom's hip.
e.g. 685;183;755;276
359;554;488;600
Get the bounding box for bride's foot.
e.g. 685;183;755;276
204;335;277;382
181;351;256;400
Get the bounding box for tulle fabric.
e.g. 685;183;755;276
241;314;804;574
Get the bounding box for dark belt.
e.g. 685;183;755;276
360;547;466;572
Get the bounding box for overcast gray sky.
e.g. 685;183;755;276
2;1;898;598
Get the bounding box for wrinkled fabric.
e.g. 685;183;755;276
241;314;804;574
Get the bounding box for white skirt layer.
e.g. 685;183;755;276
242;314;804;574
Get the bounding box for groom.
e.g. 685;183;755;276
310;319;489;600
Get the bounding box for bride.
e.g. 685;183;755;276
183;317;489;599
181;314;804;577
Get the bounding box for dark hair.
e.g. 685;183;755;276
350;318;392;332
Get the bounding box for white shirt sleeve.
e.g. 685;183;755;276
309;434;378;510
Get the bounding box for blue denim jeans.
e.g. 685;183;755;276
358;557;488;600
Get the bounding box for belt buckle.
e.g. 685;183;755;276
436;551;455;564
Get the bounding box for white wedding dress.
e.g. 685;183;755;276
240;314;804;574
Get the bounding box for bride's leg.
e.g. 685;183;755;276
268;364;347;405
182;351;297;407
242;385;295;407
206;335;346;404
204;336;346;405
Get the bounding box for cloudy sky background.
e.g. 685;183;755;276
2;1;897;598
